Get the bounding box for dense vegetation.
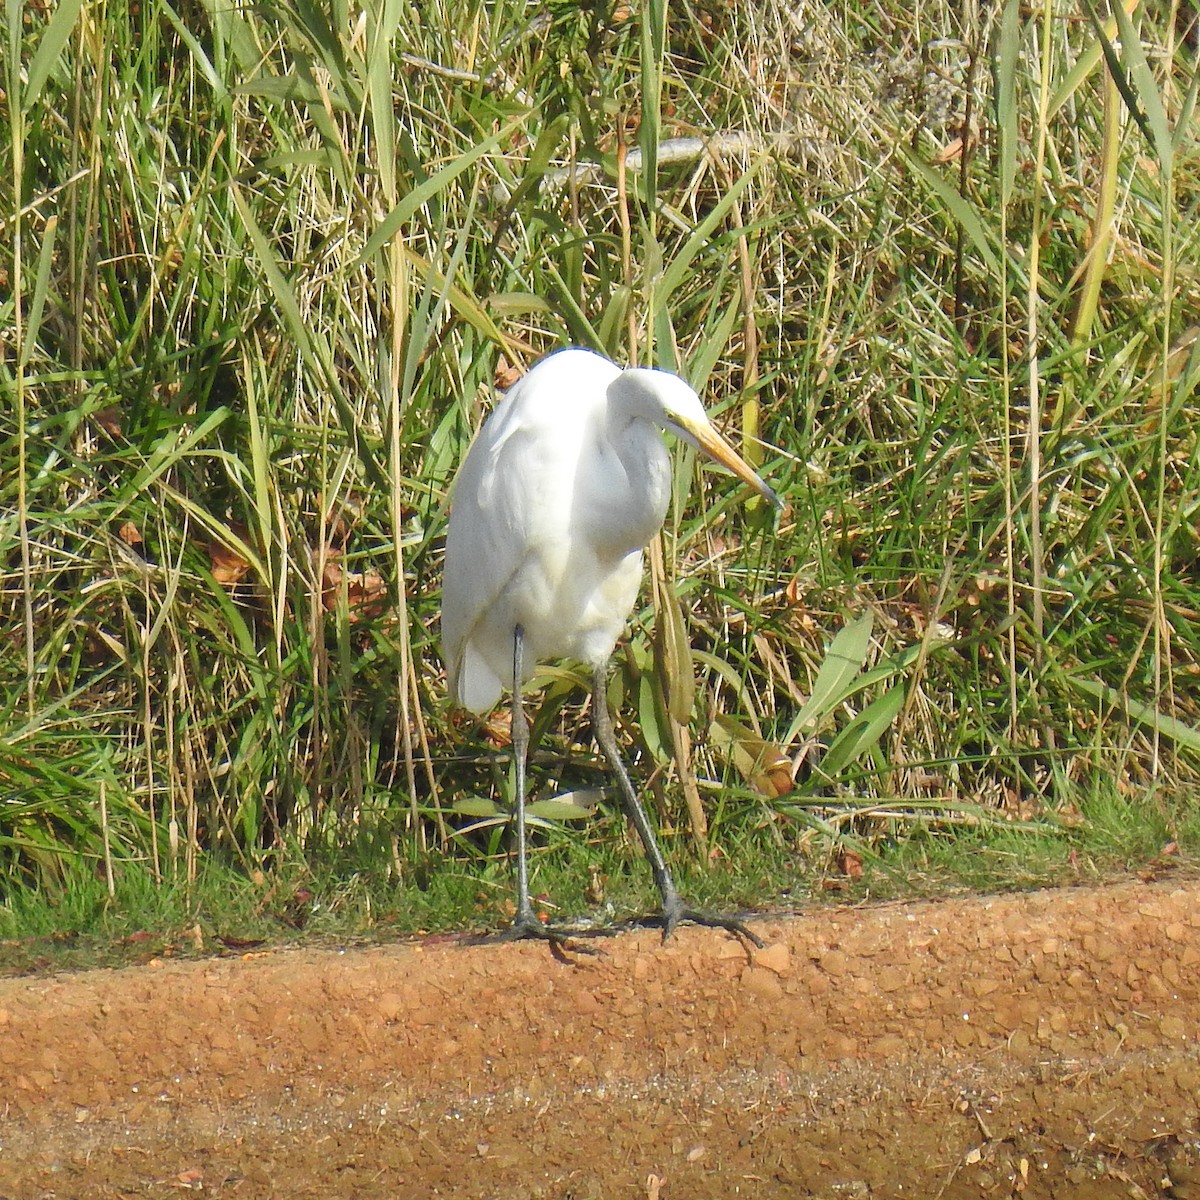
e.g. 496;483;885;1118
2;0;1198;942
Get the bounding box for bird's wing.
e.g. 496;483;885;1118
441;394;551;712
441;350;622;712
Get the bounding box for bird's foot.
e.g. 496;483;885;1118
655;895;764;949
488;911;613;956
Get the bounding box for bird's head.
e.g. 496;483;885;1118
612;367;780;508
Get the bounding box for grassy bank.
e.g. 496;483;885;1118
2;0;1199;952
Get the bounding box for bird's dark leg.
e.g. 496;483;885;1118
591;664;763;948
510;624;536;932
497;626;603;953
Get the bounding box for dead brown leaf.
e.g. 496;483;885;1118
481;707;513;749
932;136;964;164
116;521;144;548
494;356;523;390
93;406;125;438
320;550;387;621
759;756;794;798
836;848;864;880
207;522;253;587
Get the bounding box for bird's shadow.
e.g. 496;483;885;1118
463;911;762;960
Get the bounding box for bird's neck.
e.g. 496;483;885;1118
583;411;672;557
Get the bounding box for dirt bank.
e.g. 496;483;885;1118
1;877;1199;1198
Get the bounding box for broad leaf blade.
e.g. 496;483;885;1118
815;684;906;780
785;611;875;741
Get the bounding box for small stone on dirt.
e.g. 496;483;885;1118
753;943;790;975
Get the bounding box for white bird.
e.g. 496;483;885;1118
441;347;778;947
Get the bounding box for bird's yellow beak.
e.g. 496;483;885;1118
679;417;781;508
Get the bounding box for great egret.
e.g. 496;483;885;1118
441;347;777;947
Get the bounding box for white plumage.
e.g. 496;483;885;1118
440;346;777;947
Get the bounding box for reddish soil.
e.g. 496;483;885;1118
1;878;1199;1199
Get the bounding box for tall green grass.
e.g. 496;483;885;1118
2;0;1198;935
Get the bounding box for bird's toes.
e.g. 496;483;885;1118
492;915;607;956
659;903;763;949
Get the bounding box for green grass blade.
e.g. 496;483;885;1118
784;612;875;741
899;147;999;275
1111;0;1173;179
995;0;1022;207
18;215;56;370
21;0;85;109
1048;0;1133;117
356;114;527;265
639;0;667;206
366;0;402;200
161;0;227;96
1072;64;1122;347
657;167;760;306
814;683;906;780
117;408;234;506
1065;677;1200;753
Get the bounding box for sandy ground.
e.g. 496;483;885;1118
1;877;1199;1198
